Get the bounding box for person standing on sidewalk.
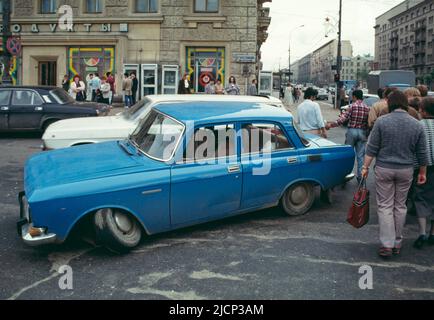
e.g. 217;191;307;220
413;97;434;249
225;76;240;95
247;79;258;96
122;73;133;108
62;75;70;93
205;79;216;94
327;90;370;182
297;88;327;139
131;72;139;104
361;90;428;258
106;72;116;106
178;73;192;94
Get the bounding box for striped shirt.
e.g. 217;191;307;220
421;118;434;167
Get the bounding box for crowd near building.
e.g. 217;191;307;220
374;0;434;85
0;0;271;96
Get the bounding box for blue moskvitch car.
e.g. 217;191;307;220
18;102;355;253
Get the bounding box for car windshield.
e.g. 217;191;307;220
50;88;75;104
292;120;310;147
130;109;184;161
123;98;152;120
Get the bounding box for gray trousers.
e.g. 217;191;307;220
375;166;414;249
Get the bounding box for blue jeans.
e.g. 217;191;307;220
345;128;367;180
124;95;132;107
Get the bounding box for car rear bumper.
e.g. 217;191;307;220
17;192;57;246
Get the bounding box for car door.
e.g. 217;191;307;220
8;90;45;130
170;123;242;226
240;122;300;209
0;90;11;130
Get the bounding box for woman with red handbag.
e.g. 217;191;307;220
361;91;428;258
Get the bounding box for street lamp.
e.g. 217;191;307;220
288;24;304;83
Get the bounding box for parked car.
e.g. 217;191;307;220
18;101;355;252
316;88;329;101
340;94;380;114
0;86;109;133
42;94;285;150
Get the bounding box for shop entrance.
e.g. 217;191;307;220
186;47;225;93
38;61;57;86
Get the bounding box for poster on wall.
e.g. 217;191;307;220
186;47;225;93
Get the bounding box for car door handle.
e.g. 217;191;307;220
0;106;9;111
34;107;43;111
287;157;298;164
228;165;241;173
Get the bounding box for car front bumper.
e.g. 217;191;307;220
17;192;57;246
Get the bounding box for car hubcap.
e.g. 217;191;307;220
114;212;133;234
290;185;308;206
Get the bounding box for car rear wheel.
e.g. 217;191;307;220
94;208;142;253
280;182;315;216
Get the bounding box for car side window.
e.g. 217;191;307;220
184;124;236;161
12;91;44;106
0;90;11;105
241;123;293;154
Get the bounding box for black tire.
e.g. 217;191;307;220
280;182;315;216
94;208;142;253
320;189;333;204
42;119;59;133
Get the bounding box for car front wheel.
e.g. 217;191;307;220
280;182;315;216
94;208;142;253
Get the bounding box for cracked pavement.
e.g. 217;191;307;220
0;102;433;300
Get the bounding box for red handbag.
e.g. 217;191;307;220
347;178;370;229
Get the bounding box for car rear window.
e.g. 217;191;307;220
50;88;75;104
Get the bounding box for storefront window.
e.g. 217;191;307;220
136;0;158;13
194;0;219;13
41;0;57;14
68;47;115;84
186;47;225;93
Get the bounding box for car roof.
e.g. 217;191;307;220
153;101;293;125
146;94;283;104
0;85;56;91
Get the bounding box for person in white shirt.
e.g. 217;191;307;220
70;75;86;101
296;87;327;138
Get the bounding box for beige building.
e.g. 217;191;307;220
310;39;353;87
1;0;271;95
341;54;374;84
374;0;434;80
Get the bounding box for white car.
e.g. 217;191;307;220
42;95;285;150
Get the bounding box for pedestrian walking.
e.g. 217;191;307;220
247;79;258;96
361;90;428;258
205;79;216;94
417;85;429;98
297;87;327;138
178;73;192;94
283;83;294;106
327;90;370;182
106;72;116;105
91;73;101;102
122;73;133;108
412;97;434;249
225;76;240;95
131;72;139;104
70;75;86;102
62;75;70;93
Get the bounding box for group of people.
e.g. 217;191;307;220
297;85;434;257
62;72;116;106
62;72;140;108
178;74;259;96
282;84;302;106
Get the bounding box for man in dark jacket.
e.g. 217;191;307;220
131;72;139;104
178;73;192;94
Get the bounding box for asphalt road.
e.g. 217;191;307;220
0;102;433;300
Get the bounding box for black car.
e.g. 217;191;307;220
0;86;109;132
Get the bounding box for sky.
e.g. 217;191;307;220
261;0;405;71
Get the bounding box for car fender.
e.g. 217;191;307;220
278;178;325;200
63;204;152;242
